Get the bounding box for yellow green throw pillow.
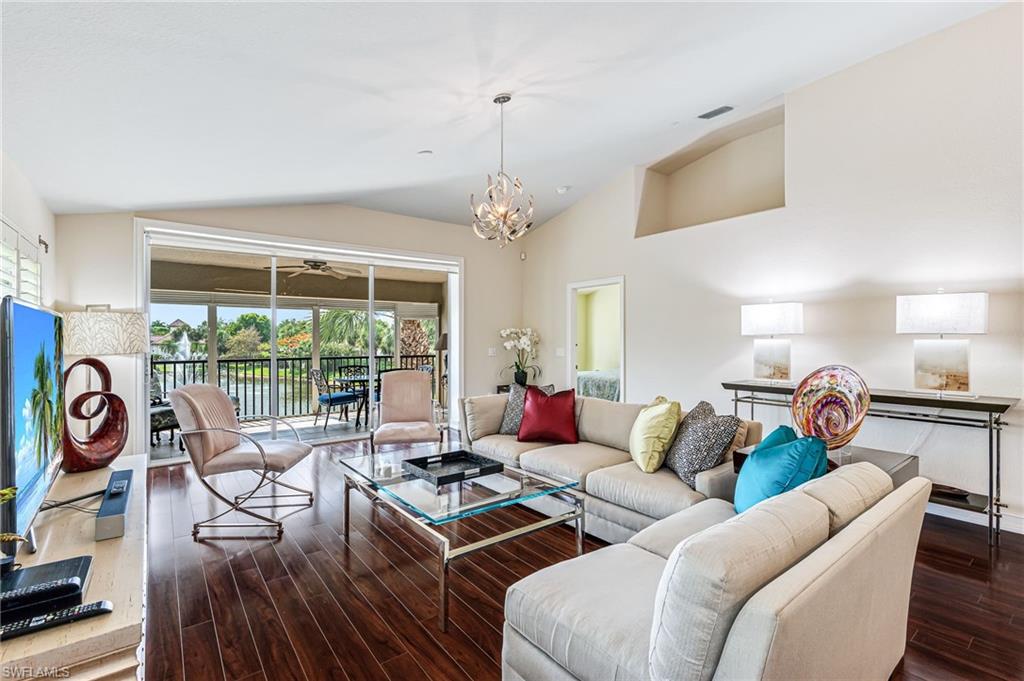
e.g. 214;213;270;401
629;396;682;473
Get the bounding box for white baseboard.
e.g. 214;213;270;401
926;503;1024;535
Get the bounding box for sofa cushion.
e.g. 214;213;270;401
471;434;548;467
506;543;663;681
500;383;555;435
799;461;894;535
585;496;660;536
519;387;579;444
462;394;508;442
587;461;703;520
733;433;828;513
503;624;580;681
628;396;681;472
714;478;930;681
576;397;644;452
649;490;830;681
628;498;736;559
664;401;742;488
519;442;631;491
725;419;750;458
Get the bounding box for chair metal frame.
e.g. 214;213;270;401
180;415;314;541
310;368;363;430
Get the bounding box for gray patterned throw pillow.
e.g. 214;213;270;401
664;401;741;488
500;383;555;435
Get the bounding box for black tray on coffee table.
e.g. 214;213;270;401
402;449;504;486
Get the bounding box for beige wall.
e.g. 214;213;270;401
666;124;785;231
55;204;522;451
521;6;1024;524
2;152;56;305
55;213;140;446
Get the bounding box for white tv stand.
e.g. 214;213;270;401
0;455;146;679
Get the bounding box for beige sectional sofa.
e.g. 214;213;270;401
502;462;932;681
460;394;763;543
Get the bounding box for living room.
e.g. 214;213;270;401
0;3;1020;680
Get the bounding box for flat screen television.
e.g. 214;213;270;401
0;296;64;553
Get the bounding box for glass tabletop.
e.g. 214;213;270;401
333;447;579;525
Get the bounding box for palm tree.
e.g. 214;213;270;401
52;317;64;453
320;309;367;350
29;344;54;466
374;316;394;356
320;309;395;356
159;336;180;357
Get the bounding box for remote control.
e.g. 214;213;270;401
1;600;113;641
0;576;82;610
110;480;128;495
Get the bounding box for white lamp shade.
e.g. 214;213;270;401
741;302;804;336
64;311;149;356
896;292;988;335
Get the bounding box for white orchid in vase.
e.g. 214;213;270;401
500;327;541;385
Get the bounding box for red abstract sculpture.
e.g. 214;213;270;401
62;357;129;472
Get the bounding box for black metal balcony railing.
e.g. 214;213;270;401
150;354;436;418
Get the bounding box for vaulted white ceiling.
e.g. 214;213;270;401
1;2;996;225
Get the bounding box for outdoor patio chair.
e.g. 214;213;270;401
169;383;314;540
370;369;443;453
311;368;363;430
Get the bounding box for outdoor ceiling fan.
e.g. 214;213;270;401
263;259;361;280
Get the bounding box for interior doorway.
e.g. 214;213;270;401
567;277;624;402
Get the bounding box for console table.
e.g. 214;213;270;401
722;379;1018;545
0;455;147;679
734;445;920;488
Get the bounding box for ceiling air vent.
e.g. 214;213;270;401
698;105;734;120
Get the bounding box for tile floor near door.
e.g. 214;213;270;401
146;438;1024;681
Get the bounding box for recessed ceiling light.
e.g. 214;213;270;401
417;149;433;156
556;185;572;195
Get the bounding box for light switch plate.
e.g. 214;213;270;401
487;347;497;357
555;347;565;357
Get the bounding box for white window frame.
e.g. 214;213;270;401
1;216;42;305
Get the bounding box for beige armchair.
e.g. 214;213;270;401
169;383;314;540
370;370;442;453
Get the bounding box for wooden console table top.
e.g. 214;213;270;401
0;455;147;680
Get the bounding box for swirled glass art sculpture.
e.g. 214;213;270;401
791;365;870;450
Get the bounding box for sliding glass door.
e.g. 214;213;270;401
144;223;460;462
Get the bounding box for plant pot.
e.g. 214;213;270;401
514;370;528;386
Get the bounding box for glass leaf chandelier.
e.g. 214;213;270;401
470;93;534;247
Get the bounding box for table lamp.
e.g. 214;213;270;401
741;302;804;382
62;307;148;472
896;291;987;395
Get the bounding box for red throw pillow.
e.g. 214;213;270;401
518;387;579;444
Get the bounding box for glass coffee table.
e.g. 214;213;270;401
333;447;584;631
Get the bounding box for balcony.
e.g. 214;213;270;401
149;353;437;460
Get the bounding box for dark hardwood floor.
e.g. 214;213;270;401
146;439;1024;681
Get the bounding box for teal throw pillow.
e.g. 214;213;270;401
757;424;798;451
734;427;828;513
